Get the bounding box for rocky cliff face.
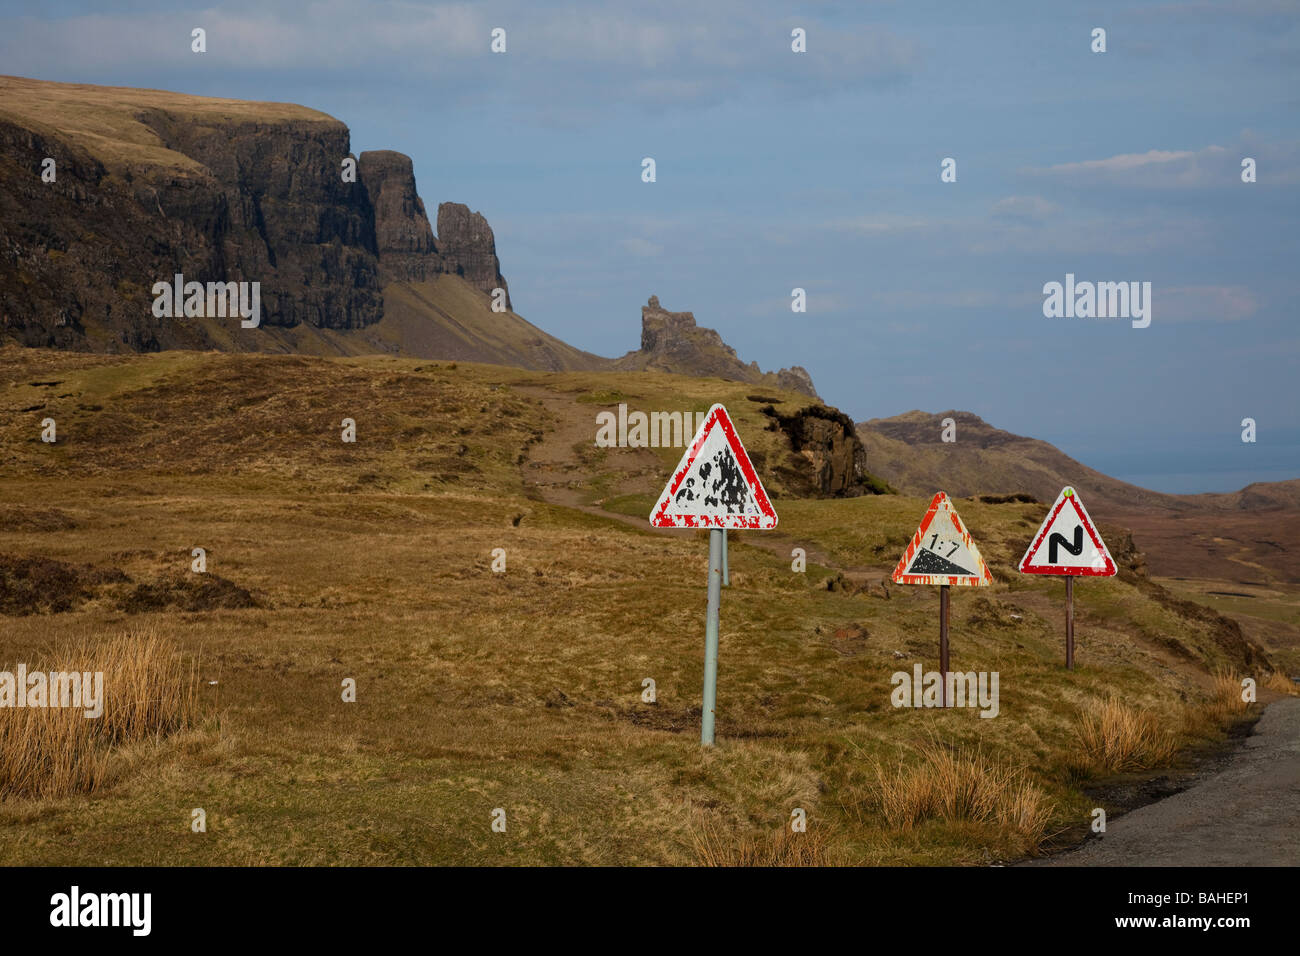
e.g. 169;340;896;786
356;150;510;307
0;80;390;350
132;109;383;331
359;150;437;281
0;76;514;352
616;295;818;398
435;203;511;309
0;78;829;399
761;403;876;497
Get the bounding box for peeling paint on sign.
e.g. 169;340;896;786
650;404;778;530
892;491;992;586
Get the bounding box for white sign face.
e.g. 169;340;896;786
892;492;991;586
649;404;778;530
1019;486;1116;576
906;513;982;577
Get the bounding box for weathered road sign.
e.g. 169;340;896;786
650;404;777;530
1019;486;1115;670
650;404;778;746
891;492;990;708
1019;486;1115;576
892;492;991;586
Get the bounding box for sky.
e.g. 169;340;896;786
2;0;1297;493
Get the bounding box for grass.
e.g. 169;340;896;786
1068;698;1179;776
692;813;845;866
846;738;1055;854
1264;670;1299;695
0;347;1291;865
0;630;198;800
0;74;339;173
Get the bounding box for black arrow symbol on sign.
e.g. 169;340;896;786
1049;526;1084;563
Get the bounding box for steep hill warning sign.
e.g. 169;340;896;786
892;492;991;586
649;404;778;530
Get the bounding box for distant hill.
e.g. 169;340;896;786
857;409;1300;585
857;409;1300;513
855;410;1191;513
1180;479;1300;512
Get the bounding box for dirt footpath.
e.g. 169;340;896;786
1034;697;1300;866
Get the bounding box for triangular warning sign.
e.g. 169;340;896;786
649;404;778;530
892;492;991;586
1019;486;1115;576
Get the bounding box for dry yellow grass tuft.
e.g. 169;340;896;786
859;740;1054;847
0;630;198;800
1205;668;1253;723
1070;698;1178;775
1264;670;1299;696
691;813;844;866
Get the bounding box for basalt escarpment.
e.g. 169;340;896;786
0;79;387;349
357;150;510;307
435;202;511;309
359;150;438;282
0;76;514;353
614;296;819;399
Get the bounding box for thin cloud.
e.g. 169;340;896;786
617;238;664;257
1023;136;1300;187
0;1;919;117
1159;285;1260;322
990;195;1060;221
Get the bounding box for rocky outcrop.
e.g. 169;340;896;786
775;366;817;396
356;152;511;307
761;404;879;497
615;296;819;398
639;295;729;356
359;150;437;281
436;203;511;309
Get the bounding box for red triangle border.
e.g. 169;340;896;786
891;491;992;586
649;405;778;530
1018;489;1116;576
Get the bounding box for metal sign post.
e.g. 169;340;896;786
1065;575;1075;670
702;528;724;744
939;584;950;707
721;529;729;587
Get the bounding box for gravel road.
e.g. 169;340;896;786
1035;697;1300;866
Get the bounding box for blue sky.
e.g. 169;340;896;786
3;0;1297;492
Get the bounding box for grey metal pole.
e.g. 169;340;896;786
939;584;950;708
1065;575;1075;670
702;528;724;745
721;529;730;586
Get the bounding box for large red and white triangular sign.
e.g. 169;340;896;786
649;404;778;530
1019;486;1115;576
892;492;991;586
